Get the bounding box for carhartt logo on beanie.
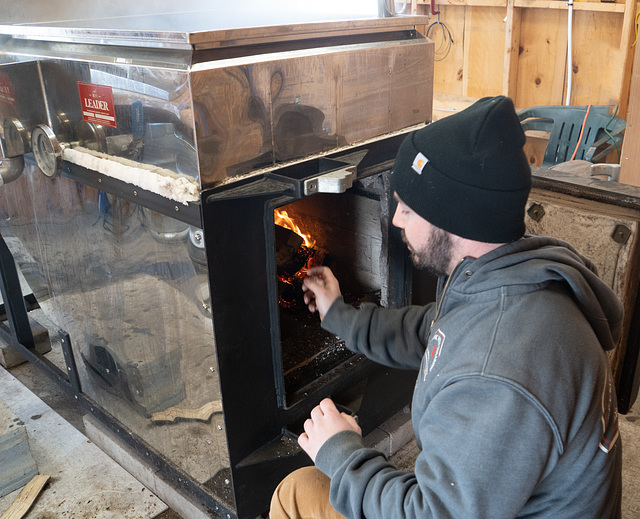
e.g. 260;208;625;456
390;95;531;243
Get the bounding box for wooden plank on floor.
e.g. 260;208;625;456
0;475;49;519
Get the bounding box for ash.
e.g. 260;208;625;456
279;292;378;395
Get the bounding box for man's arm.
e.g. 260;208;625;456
303;266;435;370
302;266;341;320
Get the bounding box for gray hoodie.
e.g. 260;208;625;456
316;235;623;519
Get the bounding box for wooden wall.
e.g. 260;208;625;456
413;0;636;109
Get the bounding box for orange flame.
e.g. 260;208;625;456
274;209;315;248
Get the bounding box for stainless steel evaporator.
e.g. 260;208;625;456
0;2;433;517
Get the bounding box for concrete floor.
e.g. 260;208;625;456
4;359;640;518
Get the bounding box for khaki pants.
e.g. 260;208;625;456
269;466;347;519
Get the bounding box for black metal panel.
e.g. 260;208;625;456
0;234;35;350
202;190;282;457
201;188;291;518
201;168;417;518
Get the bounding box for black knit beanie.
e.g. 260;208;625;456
390;96;531;243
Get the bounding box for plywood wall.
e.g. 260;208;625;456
418;0;637;112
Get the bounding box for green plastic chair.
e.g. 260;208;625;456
518;105;626;167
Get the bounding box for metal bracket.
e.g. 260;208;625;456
304;165;356;195
612;224;632;245
265;157;356;198
527;203;545;222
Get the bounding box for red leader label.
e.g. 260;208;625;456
0;73;16;106
78;82;117;128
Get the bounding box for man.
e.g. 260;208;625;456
270;96;623;518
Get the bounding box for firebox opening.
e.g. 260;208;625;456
274;188;388;407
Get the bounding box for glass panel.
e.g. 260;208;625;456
0;163;229;488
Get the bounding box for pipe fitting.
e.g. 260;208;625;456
0;155;25;186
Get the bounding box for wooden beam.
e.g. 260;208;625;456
462;6;472;95
421;0;626;11
616;0;638;119
515;8;568;106
462;6;508;96
620;40;640;186
503;0;522;97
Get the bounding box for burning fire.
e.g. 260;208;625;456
274;208;324;310
274;209;315;248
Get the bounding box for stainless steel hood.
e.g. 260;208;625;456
0;2;432;207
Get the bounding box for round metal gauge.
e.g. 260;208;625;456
31;124;63;178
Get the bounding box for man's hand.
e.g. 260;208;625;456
302;266;342;321
298;398;362;463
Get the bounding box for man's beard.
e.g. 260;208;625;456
402;226;453;278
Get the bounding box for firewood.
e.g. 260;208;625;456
150;400;222;424
275;225;307;275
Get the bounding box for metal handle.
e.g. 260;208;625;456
2;117;30;157
0;118;27;184
0;156;25;185
303;165;357;195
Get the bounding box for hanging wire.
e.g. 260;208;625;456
426;12;454;62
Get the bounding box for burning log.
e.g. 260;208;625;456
275;225;306;277
274;210;326;312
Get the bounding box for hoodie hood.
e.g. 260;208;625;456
446;235;624;351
